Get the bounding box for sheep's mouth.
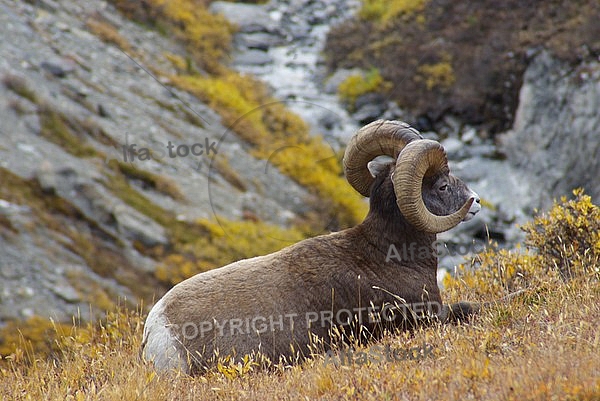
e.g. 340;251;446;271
462;197;481;222
463;210;479;222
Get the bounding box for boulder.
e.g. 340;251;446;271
233;49;273;66
500;51;600;208
209;2;281;34
235;32;285;51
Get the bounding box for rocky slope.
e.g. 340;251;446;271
0;0;314;322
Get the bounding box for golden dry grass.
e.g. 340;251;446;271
0;191;598;400
0;276;597;400
85;17;132;52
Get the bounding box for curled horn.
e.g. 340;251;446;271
393;140;474;233
343;120;422;197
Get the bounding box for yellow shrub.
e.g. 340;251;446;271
444;245;551;300
171;71;368;228
170;73;268;146
359;0;427;24
0;317;73;361
163;52;189;72
111;0;234;73
417;58;456;90
522;188;600;280
338;68;392;109
85;18;132;52
445;188;599;299
155;0;234;73
155;218;307;285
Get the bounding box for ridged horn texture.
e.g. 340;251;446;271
343;120;422;197
393;140;474;233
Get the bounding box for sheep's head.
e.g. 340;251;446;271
343;120;481;233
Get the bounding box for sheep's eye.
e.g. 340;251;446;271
439;184;448;191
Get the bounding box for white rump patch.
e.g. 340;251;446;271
142;297;189;374
367;155;395;178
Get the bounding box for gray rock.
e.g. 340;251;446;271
467;144;498;159
235;32;285;51
352;103;384;125
286;22;311;41
20;308;35;318
351;92;387;124
209;2;280;34
50;284;81;303
438;115;462;138
97;103;110;117
461;126;477;144
500;51;600;209
17;286;35;298
0;199;30;215
381;101;408;121
219;0;361;143
113;206;168;247
440;137;463;159
450;154;533;243
324;68;363;94
40;58;76;78
234;49;273;66
318;111;339;131
354;92;386;111
420;131;440;141
36;0;59;13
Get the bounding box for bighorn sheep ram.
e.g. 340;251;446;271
142;120;482;374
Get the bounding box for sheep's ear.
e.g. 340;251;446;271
367;156;395;178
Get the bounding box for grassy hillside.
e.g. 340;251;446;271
1;190;598;400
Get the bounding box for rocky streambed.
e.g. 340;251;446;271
210;0;361;147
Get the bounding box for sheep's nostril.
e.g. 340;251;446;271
475;198;481;204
